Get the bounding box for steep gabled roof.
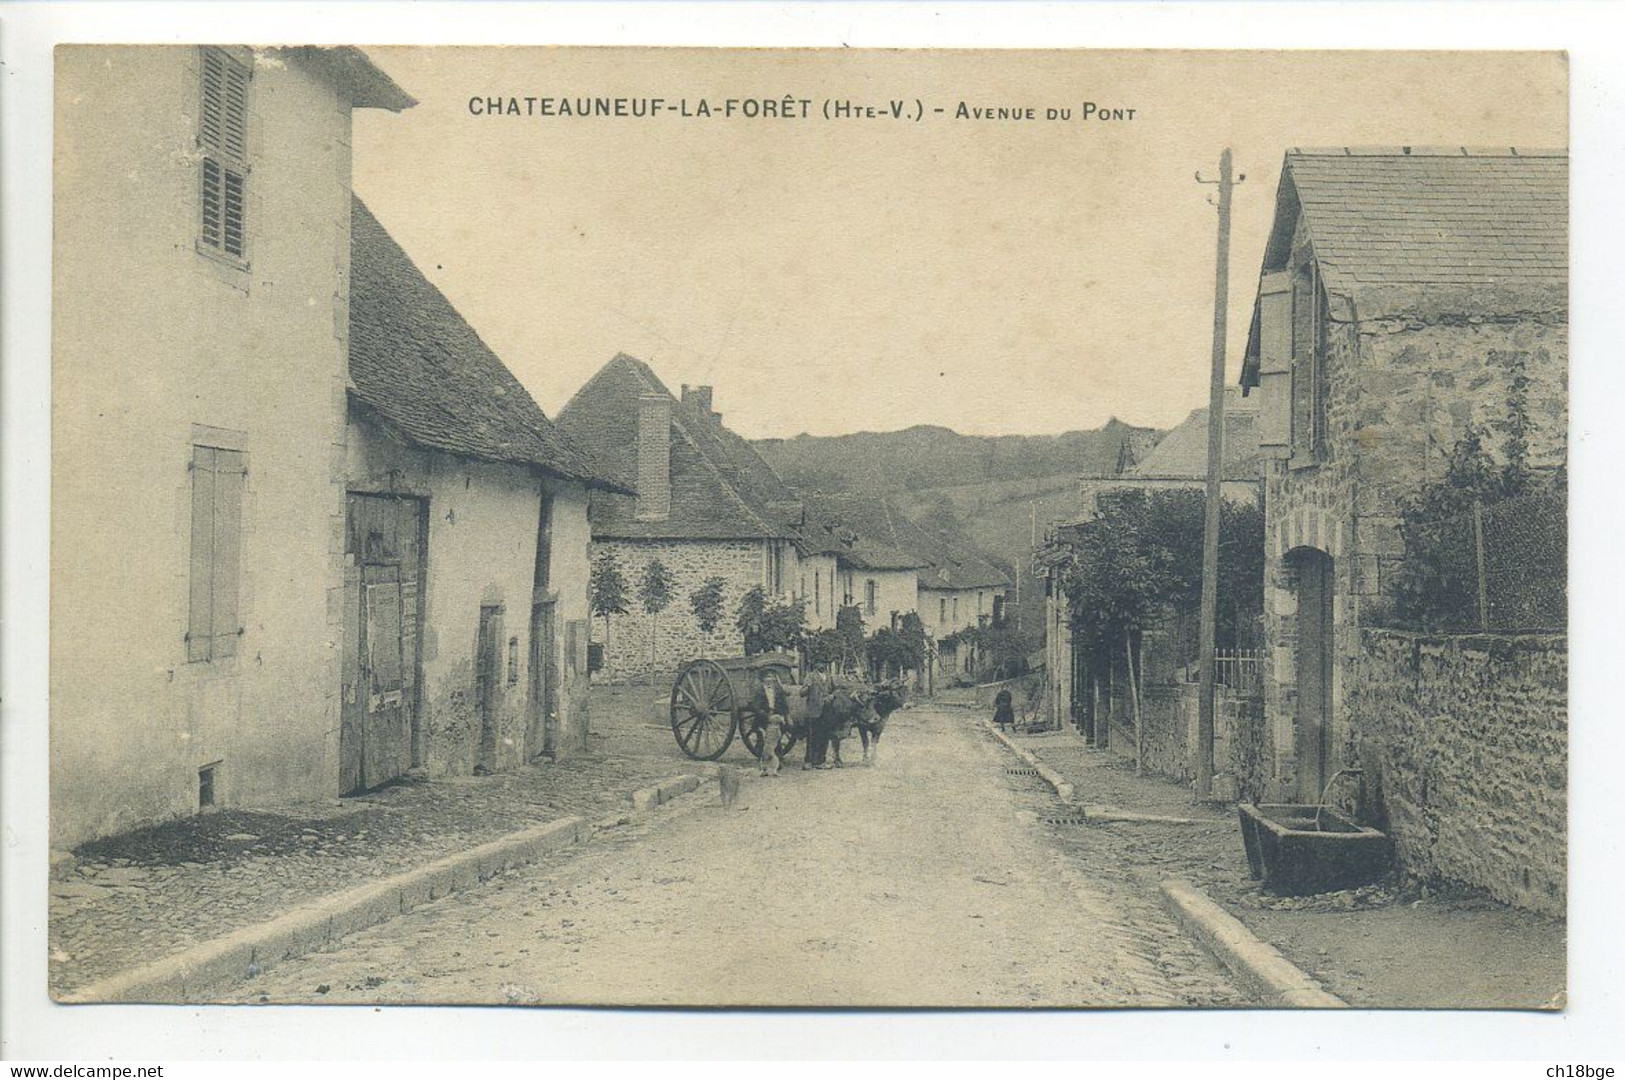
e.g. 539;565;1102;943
1243;148;1566;385
799;494;928;572
348;198;626;490
555;354;800;540
901;521;1013;591
1127;390;1261;483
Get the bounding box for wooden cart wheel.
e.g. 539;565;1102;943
670;658;739;761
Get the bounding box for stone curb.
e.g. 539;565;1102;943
59;770;713;1004
629;772;704;811
982;720;1078;808
1085;806;1204;825
1159;878;1346;1009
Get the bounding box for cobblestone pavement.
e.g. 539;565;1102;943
1005;727;1566;1009
49;682;703;997
237;706;1247;1007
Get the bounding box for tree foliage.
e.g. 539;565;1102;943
638;559;675;617
589;552;629;621
1043;488;1263;669
735;586;809;655
1389;423;1560;631
689;576;726;635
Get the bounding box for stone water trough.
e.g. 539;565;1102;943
1238;803;1393;895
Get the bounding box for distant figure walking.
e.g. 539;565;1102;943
993;687;1015;733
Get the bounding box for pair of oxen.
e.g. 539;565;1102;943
747;674;908;769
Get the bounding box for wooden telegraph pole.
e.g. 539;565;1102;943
1195;149;1242;800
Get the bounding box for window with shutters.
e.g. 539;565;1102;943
197;47;250;262
1290;260;1329;463
188;445;246;662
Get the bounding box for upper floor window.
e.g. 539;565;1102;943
198;47;250;261
1290;261;1329;461
865;579;878;616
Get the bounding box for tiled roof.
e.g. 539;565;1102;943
555;354;801;540
1127;390;1260;483
348;198;627;490
799;494;1010;589
1265;148;1567;317
800;494;929;572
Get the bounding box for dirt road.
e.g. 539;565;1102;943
241;706;1247;1007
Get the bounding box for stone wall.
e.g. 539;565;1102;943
1257;215;1567;802
1347;629;1566;917
1101;673;1269;803
591;538;769;681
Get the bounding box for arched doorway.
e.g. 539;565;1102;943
1287;547;1334;802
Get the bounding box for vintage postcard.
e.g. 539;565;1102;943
50;45;1567;1009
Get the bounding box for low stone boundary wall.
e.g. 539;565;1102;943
1102;681;1268;802
1348;629;1566;917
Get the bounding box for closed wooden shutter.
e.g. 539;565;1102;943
199;48;249;258
188;447;217;662
1291;265;1315;458
1256;271;1292;452
210;449;244;657
187;444;245;661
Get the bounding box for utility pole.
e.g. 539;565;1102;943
1195;149;1242;801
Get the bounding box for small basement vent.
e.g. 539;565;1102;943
199;761;221;809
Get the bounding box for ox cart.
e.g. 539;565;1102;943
668;652;802;762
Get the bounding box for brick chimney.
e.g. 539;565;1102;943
635;393;671;521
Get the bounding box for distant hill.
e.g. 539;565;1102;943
754;420;1163;636
753;419;1158;495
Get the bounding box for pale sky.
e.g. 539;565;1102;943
353;48;1566;439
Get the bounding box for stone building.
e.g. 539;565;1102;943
1239;148;1566;912
51;47;414;848
803;493;1011;682
343;199;625;788
556;356;812;680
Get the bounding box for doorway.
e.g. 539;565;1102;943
1291;547;1334;802
341;494;426;795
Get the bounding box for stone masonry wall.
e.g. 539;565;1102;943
1347;629;1566;917
1102;673;1269;803
591;538;767;681
1259;218;1567;802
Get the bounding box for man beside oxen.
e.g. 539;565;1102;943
744;667;909;774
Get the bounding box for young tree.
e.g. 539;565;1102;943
689;576;726;637
735;585;768;655
736;587;808;655
834;604;867;673
897;612;929;676
637;558;676;682
589;551;629;678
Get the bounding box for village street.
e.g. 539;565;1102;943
237;705;1246;1008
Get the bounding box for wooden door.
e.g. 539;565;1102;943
1294;549;1334;802
341;494;425;795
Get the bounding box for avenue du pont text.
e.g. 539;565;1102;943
467;95;1137;123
